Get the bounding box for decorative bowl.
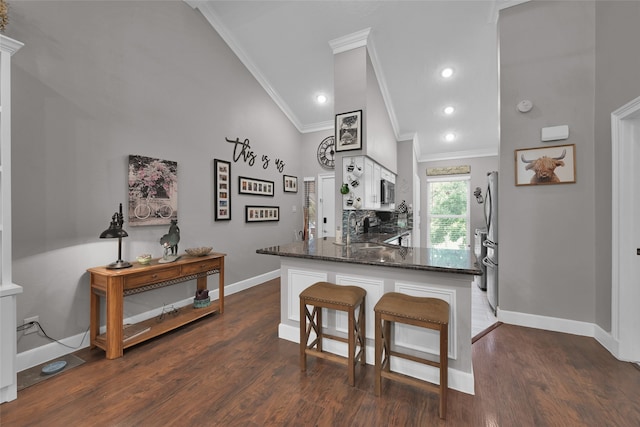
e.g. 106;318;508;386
137;254;152;265
185;247;213;257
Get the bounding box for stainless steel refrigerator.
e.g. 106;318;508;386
482;171;498;314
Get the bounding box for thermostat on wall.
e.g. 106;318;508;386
541;125;569;142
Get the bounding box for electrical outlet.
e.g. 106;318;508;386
23;316;39;335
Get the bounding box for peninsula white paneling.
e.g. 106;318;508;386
287;268;327;322
394;281;457;359
335;273;384;338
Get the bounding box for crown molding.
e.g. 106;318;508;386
329;27;371;54
488;0;531;23
300;120;334;134
186;1;304;132
0;35;24;55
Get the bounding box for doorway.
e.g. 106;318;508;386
317;173;335;239
612;95;640;362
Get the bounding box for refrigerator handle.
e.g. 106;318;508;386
483;240;497;249
482;256;497;268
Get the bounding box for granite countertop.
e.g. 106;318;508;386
256;238;482;276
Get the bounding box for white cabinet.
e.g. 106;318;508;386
0;34;23;403
343;156;393;210
363;157;381;209
380;168;395;184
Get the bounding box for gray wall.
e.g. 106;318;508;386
333;45;398;227
499;1;640;329
499;2;597;322
365;51;397;173
300;130;335;179
593;1;640;329
396;140;416;210
418;156;499;248
7;1;303;353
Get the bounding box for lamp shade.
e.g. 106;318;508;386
99;226;128;239
100;203;132;269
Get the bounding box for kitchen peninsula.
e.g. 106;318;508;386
257;238;482;394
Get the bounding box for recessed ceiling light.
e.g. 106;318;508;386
316;94;328;104
444;106;455;115
445;132;456;142
441;67;454;78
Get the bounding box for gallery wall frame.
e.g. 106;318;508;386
515;143;576;186
245;205;279;222
283;175;298;193
239;176;274;197
335;110;362;152
214;159;231;221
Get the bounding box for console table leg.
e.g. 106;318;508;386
219;261;225;314
105;277;124;359
89;287;99;349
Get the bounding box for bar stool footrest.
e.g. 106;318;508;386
381;370;442;395
305;348;349;366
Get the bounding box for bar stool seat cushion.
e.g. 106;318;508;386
373;292;448;325
300;282;366;307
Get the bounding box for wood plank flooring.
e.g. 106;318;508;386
1;278;639;426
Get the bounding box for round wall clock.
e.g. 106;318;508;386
317;136;335;169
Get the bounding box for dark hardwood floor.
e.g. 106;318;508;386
2;278;639;426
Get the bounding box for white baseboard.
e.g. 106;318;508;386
498;309;621;358
16;270;280;372
593;323;619;359
279;323;475;395
497;309;596;336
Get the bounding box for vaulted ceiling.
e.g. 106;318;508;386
187;1;523;161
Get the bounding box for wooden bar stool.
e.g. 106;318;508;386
374;292;449;419
299;282;366;386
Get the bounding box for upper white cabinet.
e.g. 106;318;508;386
0;34;23;403
363;157;381;209
343;155;394;211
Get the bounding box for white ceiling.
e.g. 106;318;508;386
187;1;519;161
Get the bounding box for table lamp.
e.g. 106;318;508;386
99;203;132;269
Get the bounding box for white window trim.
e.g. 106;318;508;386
426;175;471;249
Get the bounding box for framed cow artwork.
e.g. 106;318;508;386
515;144;576;186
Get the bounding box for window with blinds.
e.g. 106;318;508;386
426;176;470;249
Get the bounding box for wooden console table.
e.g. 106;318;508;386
88;253;225;359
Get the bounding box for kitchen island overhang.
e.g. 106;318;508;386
257;238;482;395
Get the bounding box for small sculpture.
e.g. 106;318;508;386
195;289;209;300
159;220;180;263
194;289;210;308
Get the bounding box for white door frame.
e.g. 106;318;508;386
317;172;335;238
611;95;640;362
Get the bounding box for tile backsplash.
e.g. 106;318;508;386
341;208;413;242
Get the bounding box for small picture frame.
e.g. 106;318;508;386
335;110;362;152
238;176;274;197
283;175;298;193
245;205;280;222
515;144;576;186
214;159;231;221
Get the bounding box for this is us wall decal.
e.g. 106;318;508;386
225;137;286;173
